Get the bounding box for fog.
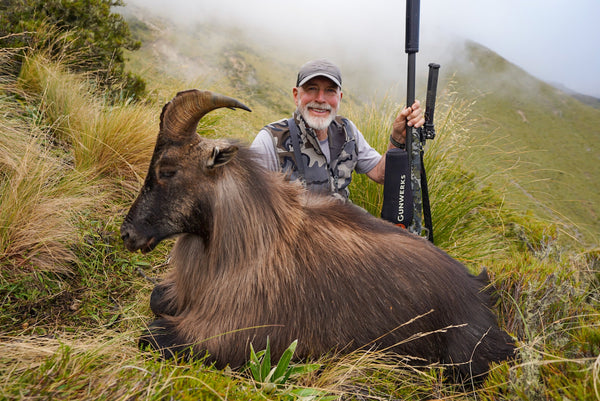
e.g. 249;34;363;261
124;0;600;98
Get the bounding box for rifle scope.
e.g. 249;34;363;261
424;63;440;140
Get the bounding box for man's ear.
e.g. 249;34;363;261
207;145;238;168
292;87;299;106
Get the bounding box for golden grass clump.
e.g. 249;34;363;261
0;49;158;272
0;115;94;274
17;54;157;194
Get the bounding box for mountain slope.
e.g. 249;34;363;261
445;42;600;245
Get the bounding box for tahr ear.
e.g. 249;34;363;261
207;145;238;168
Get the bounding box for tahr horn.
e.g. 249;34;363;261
159;89;251;142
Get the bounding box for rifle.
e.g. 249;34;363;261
381;0;440;242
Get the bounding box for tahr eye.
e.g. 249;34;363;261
159;169;177;179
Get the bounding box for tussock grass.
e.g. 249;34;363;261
488;248;600;400
345;93;395;214
423;94;519;263
0;47;158;274
0;106;94;274
18;54;157;195
296;339;494;399
0;330;265;400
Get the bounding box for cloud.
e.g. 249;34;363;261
422;0;600;97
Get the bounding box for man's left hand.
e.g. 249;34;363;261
391;100;425;145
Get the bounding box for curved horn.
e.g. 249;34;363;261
159;89;251;141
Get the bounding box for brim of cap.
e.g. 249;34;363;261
297;73;341;88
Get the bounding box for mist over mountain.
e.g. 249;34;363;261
119;0;600;99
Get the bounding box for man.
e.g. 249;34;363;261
251;59;425;200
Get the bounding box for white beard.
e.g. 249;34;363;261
298;101;337;131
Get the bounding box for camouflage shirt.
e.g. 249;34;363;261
255;111;379;200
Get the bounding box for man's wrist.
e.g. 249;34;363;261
389;135;405;149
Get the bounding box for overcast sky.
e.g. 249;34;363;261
125;0;600;98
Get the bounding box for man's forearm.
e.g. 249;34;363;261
367;141;399;184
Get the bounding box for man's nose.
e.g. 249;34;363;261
315;89;327;102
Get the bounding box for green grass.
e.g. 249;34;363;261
1;21;599;400
0;332;281;400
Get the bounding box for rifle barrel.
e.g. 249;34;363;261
406;53;416;168
405;0;420;173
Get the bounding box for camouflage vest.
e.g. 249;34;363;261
262;111;358;200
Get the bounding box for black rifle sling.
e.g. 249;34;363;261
420;149;434;242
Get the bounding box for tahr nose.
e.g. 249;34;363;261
120;222;131;241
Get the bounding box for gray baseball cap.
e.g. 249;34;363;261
296;59;342;88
